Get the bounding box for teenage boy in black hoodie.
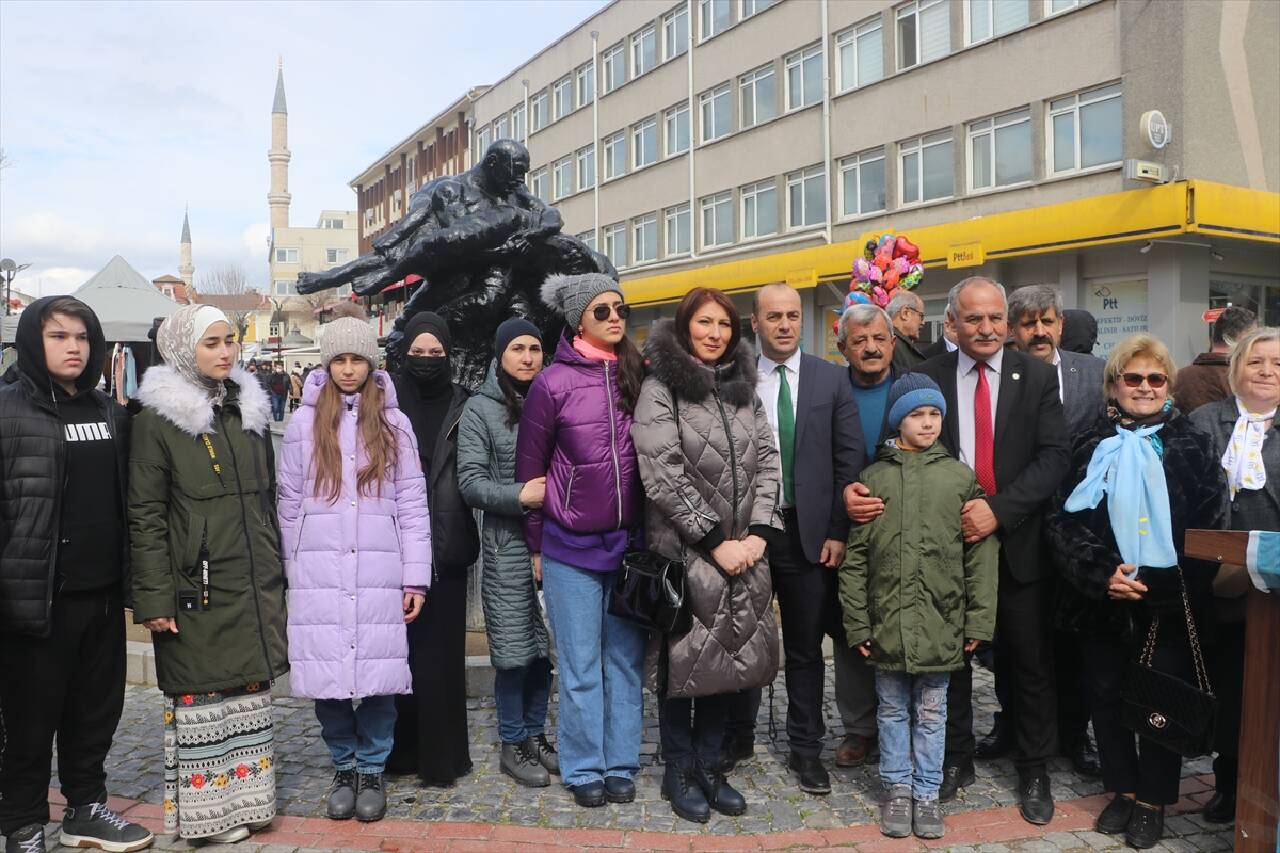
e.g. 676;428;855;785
0;296;153;853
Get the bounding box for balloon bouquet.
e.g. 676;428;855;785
838;233;924;327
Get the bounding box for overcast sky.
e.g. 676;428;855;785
0;0;608;297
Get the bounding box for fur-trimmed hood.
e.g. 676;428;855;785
137;364;271;437
643;318;757;407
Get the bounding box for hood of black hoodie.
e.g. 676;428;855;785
14;294;108;399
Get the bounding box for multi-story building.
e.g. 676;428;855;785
461;0;1277;362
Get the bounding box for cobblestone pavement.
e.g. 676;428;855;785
47;666;1230;851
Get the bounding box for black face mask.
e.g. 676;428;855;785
404;355;451;391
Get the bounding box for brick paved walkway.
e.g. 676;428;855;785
40;667;1230;851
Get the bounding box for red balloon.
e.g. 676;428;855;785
894;236;920;260
884;268;901;288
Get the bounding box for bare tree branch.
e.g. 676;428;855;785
197;264;257;344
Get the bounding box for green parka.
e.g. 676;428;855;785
839;440;997;673
129;365;289;695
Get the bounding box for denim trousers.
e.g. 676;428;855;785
314;695;398;774
541;555;646;787
494;657;553;744
875;671;950;801
270;393;285;421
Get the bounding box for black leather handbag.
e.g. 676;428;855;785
1120;567;1217;758
608;548;692;635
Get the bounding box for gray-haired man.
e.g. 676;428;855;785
887;291;928;370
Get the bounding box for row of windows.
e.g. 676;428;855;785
476;0;1087;153
558;82;1119;269
273;247;350;264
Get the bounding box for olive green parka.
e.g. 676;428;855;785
129;364;289;695
839;440;997;673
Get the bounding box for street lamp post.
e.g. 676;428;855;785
0;259;32;317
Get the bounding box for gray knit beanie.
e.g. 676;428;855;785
541;272;624;331
320;317;380;368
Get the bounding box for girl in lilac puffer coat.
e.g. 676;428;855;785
277;310;431;823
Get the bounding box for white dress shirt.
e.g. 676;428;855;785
1052;347;1064;404
757;348;802;507
955;347;1003;471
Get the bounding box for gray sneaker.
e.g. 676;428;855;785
5;824;46;853
880;784;913;838
913;797;945;839
500;740;551;788
60;802;154;852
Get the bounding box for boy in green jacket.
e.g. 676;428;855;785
839;373;998;841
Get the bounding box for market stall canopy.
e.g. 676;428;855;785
72;255;179;341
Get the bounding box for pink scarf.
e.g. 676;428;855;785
573;335;618;362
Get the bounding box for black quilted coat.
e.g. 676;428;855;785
632;320;783;698
0;297;131;637
1043;411;1227;638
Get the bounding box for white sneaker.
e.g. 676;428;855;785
199;826;250;844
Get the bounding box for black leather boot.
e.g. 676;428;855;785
694;759;747;816
661;760;710;823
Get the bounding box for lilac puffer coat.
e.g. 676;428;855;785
278;368;432;700
515;334;642;555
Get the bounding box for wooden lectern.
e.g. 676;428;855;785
1186;530;1278;853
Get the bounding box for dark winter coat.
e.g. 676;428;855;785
1173;352;1231;414
839;440;998;673
515;334;643;553
0;297;131;637
129;364;289;694
457;362;550;669
632;321;782;698
1188;397;1280;534
1044;412;1227;638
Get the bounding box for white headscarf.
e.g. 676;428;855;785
157;305;231;399
1223;396;1276;499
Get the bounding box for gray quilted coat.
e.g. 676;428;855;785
632;320;782;698
457;363;549;670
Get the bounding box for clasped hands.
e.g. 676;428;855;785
712;534;766;576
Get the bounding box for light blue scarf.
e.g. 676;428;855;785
1064;423;1178;576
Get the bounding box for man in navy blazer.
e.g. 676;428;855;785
722;284;863;795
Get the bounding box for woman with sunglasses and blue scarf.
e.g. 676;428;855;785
1044;334;1226;850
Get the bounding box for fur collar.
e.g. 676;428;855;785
138;364;271;437
643;319;758;407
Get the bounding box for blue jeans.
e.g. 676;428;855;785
270;393;285;421
494;657;553;744
875;671;950;801
541;555;646;787
314;695;398;774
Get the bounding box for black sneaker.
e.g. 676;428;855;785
4;824;46;853
60;802;154;852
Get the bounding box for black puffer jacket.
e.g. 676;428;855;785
1044;411;1227;638
0;297;131;637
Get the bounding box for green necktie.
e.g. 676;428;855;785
776;364;795;505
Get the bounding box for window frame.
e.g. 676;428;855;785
577;144;596;190
739;63;777;129
699;0;732;42
476;125;492;153
896;0;949;71
784;43;823;112
603;130;627;180
1044;0;1080;15
835;16;884;93
740;178;779;240
1047;82;1123;175
837;148;887;219
663;5;690;59
553;156;574;200
699;82;732;144
530;90;549;132
664;101;691;157
528;167;549;202
602;42;625;94
511;104;526;142
897;130;955;206
325;248;349;264
553;76;573;121
700;190;735;248
604;222;627;269
633;213;659;264
575;63;595;108
664;203;692;256
632;116;659;169
275;247;299;264
631;24;657;77
740;0;776;19
785;164;827;230
966;106;1032;192
966;0;1031;45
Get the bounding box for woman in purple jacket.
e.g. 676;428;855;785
277;309;432;824
516;273;647;808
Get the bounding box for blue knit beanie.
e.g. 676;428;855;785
495;316;542;357
886;373;947;431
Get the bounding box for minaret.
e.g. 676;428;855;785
179;207;195;288
268;57;291;230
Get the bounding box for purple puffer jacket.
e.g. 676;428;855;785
277;368;432;700
515;334;642;569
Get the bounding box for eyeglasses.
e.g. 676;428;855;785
1121;372;1168;389
591;302;631;322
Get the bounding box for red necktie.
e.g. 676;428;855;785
974;362;997;495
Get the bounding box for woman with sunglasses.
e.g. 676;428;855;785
1188;326;1279;826
515;273;647;809
1044;333;1225;850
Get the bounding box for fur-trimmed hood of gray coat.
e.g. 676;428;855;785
632;320;781;698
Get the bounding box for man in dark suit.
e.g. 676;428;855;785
722;284;863;795
849;277;1070;824
887;290;928;371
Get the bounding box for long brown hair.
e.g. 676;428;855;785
311;371;400;503
674;287;741;363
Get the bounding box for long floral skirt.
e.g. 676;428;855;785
162;684;276;838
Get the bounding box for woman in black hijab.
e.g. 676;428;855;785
388;312;481;787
